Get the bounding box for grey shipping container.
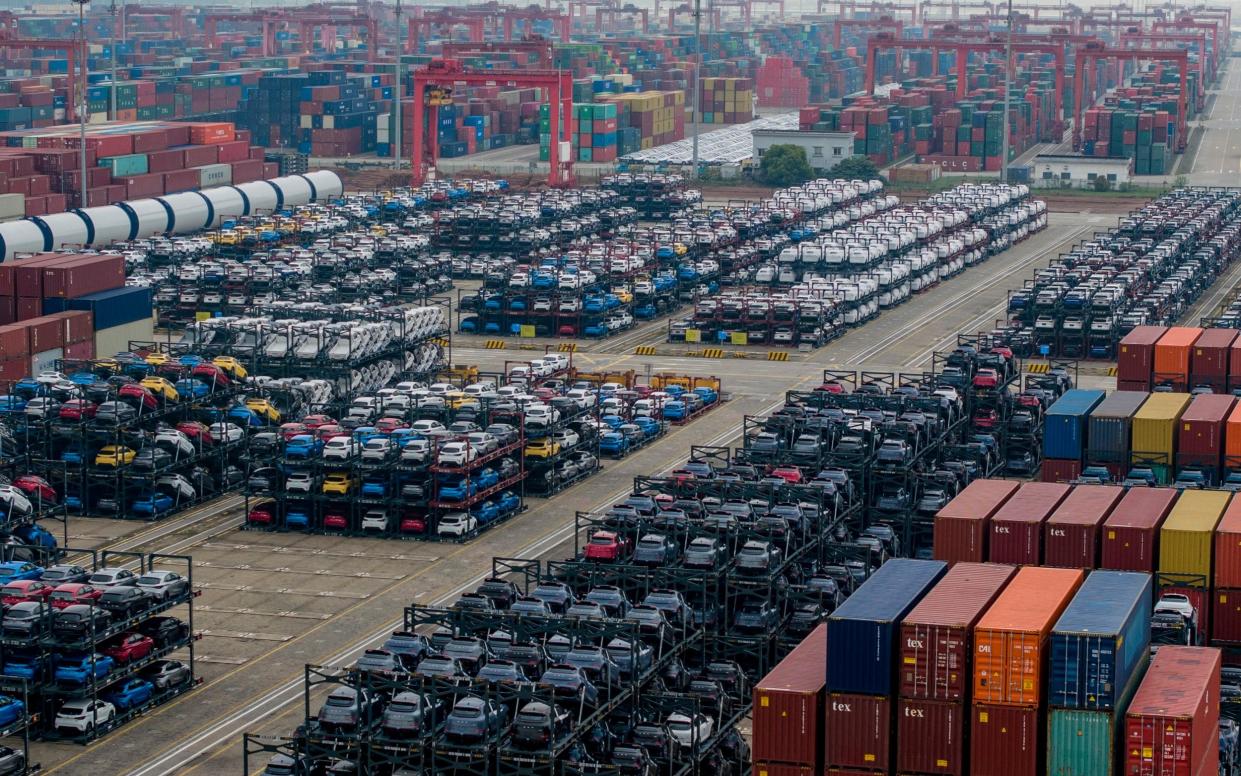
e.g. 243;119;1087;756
197;163;232;187
1049;570;1152;710
30;348;61;374
94;317;154;359
827;559;948;696
1086;392;1149;464
0;193;23;221
1044;389;1107;461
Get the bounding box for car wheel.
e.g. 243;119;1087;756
85;723;94;736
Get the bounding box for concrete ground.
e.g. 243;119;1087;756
24;209;1125;776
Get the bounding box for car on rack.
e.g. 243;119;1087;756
0;580;53;606
103;677;154;711
136;570;190;602
54;698;115;735
101;632;155;664
98;586;152;620
87;567;137;588
140;659;191;690
53;652;115;686
583;531;631;563
436;512;477;538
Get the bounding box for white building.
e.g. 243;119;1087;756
1031;154;1134;188
752;129;857;173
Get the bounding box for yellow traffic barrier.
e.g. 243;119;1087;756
767;351;789;361
1026;363;1049;373
701;348;725;359
635;346;657;356
484;340;506;350
558;343;578;352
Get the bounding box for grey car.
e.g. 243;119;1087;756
380;691;441;739
135;570;189;602
0;744;24;775
140;659;191;690
2;602;49;640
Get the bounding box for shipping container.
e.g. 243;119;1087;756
1047;705;1128;776
39;253;125;298
972;566;1086;706
1189;328;1236;392
1042;459;1084;483
896;698;965;776
1175;393;1235;472
1088;392;1151;465
0;324;28;360
988;482;1072;565
1158;490;1229;583
42;285;153;330
1131;393;1192;469
933;480;1020;563
827;559;948;696
94;317;154;361
753;623;825;768
1049;570;1152;710
1118;326;1168;390
899;562;1016;702
751;764;814;776
1210;589;1241;643
1044;389;1107;461
1229;334;1241;393
1224;400;1241;471
1153;327;1204;391
1101;488;1178;573
824;693;890;771
1214;495;1241;588
970;703;1041;776
1123;647;1220;776
1044;485;1125;569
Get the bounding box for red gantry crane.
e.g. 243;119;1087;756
501;6;571;42
118;4;188;39
1153;15;1222;76
1071;41;1189;151
0;36;86;120
595;4;650;34
289;11;379;60
440;37;555;68
834;15;903;48
203;11;280;56
1119;27;1210;94
407;10;486;54
410;59;575;188
668;3;721;31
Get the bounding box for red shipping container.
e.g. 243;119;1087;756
117;173;165;199
1118;326;1168;390
0;297;15;326
751;765;813;776
25;315;63;351
145;148;184;174
1124;647;1219;776
1043;484;1126;569
63;340;93;361
181;145;219;167
1229;334;1241;393
40;254;125;298
753;624;825;768
16;298;40;321
1211;589;1241;643
932;480;1020;563
1176;393;1235;470
897;699;965;776
0;357;25;387
1041;458;1083;483
970;703;1041;776
0;324;29;359
1215;496;1241;587
130;129;170;154
1190;328;1236;392
899;563;1016;702
44;310;91;344
162;168;200;195
825;693;889;771
217;140;251;163
988;482;1072;565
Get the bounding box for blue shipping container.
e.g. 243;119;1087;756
826;558;947;696
1048;570;1152;710
41;286;153;331
1044;389;1106;461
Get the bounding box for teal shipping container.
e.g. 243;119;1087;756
100;153;149;176
1046;658;1147;776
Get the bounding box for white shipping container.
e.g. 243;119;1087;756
94;318;155;360
198;163;233;188
0;193;24;221
30;348;63;375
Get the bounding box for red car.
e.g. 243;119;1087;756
989;346;1014;361
400;515;427;535
375;417;408;434
972;369;999;389
770;466;803;484
177;421;214;445
101;632;155;664
973;409;998;429
532;388;557;402
302;414;336;430
815;382;846;394
1;580;53;606
279;422;309;441
13;475;56;504
557;325;576;337
190;363;231;387
118;383;159;410
49;583;103;609
315;424;350;441
583;531;631;563
669;469;697;485
58;399;98;421
247;502;276;525
323;513;348;530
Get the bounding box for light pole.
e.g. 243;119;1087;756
393;0;403;172
72;0;89;210
691;0;702;179
999;0;1012;182
109;0;118;120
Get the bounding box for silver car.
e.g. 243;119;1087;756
87;567;138;588
136;570;190;602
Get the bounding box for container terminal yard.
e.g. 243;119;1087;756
0;2;1231;776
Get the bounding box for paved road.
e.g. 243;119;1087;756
1185;58;1241;186
24;210;1109;776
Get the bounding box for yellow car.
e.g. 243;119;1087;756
322;472;356;495
444;391;470;410
524;439;561;459
673;243;688;256
93;357;119;373
95;445;136;468
612;289;633;304
144;352;170;367
214;231;239;245
212;356;248;379
140;377;179;402
245;398;281;423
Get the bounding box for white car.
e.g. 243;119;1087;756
55;699;116;734
411;420;447;436
208;423;244;444
437;512;478;537
361;509;389;532
667;712;714;748
551;429;580;450
361;437;395;462
323;437;360;460
0;487;32;516
286;470;315;493
438;441;478;467
525;405;560;424
136;570;190;601
565;389;597;409
401;439;431;463
1155;593;1198;629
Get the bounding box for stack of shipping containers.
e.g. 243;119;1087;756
1042;484;1124;570
986;482;1072;565
1156;490;1228;642
1099;487;1177;573
1153;326;1204;391
1085;391;1151;482
752;624;827;776
1129;392;1192;484
825;559;947;774
1212;497;1241;642
1117;325;1167;391
1041;388;1106;483
1123;648;1220;776
932;479;1020;564
1176;393;1236;483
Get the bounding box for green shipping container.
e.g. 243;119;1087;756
100;153;148;176
1046;662;1145;776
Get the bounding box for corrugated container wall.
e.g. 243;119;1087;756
933;480;1020;563
824;693;891;771
752;765;814;776
1048;570;1153;710
1124;647;1220;776
1047;705;1128;776
972;566;1086;706
971;703;1041;776
752;623;825;769
1189;328;1237;392
1044;389;1107;461
1158;489;1229;583
1175;393;1235;470
1101;487;1178;573
1153;327;1204;391
988;482;1072;565
1044;485;1125;569
1211;494;1241;588
1224;401;1241;468
899;562;1016;701
827;559;948;696
1117;326;1168;390
1130;392;1192;468
1087;391;1150;465
896;698;966;776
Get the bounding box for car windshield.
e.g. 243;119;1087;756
1;586;24;597
137;576;162;585
389;700;418;714
87;574;114;584
326;695;357;708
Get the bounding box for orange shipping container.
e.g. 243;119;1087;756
972;566;1086;706
1225;400;1241;466
1153;327;1204;390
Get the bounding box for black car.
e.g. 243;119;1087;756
51;605;111;642
583;586;631;618
415;656;468;680
623;605;672;643
633;534;680;567
511;700;569;749
381;631;430;668
138;616;189;648
530;582;575;614
733;599;780;634
0;746;25;776
443;696;505;743
475;578;520;609
98;586;152;619
441;637;492;676
641;589;693;629
539;664;599;706
2;602;50;640
132;447;173;471
356;649;407;678
317;687;383;734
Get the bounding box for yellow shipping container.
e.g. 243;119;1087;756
1159;489;1230;580
1130;392;1192;465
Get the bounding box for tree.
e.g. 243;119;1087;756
759;145;814;186
1092;175;1112;192
831;155;881;182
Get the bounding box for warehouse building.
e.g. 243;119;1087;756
1028;154;1134;188
752;128;856;173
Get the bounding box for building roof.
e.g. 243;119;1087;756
1034;154;1132;164
754;128;854;140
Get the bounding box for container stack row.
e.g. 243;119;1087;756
1117;325;1241;393
697;77;754;125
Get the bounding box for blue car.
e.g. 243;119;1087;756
285;510;310;530
132;493;174;516
438;479;478;501
103;678;153;711
600;415;625;430
361;477;387;498
61;448;85;465
174;379;210;399
64;494;84;512
177;355;203;368
0;396;27;415
583;324;607;338
475;468;499;490
284;435;323;460
227;406;265;427
352;427;382;445
634;304;657;319
11;379;43;399
0;562;41;582
0;695;24;727
473;500;501;524
54;653;115;686
3;651;48;682
600;432;629;455
662;401;687;420
460;317;479;333
483;322;502;334
497;491;521;514
13;524;55;549
693;387;718;405
69;372;96;386
633;417;661;437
